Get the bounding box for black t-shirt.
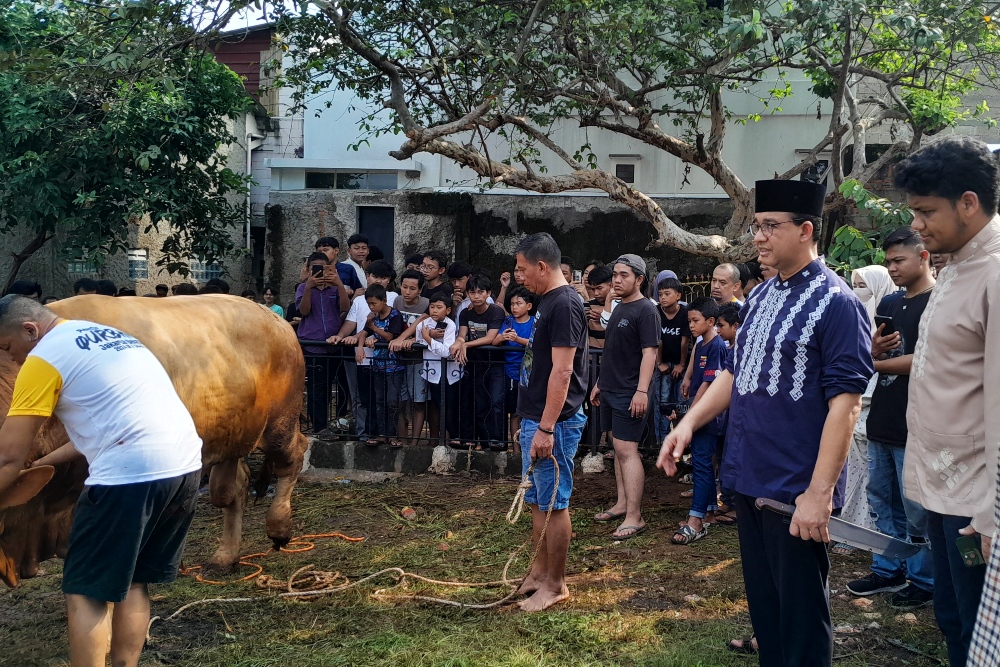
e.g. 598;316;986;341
518;285;589;422
658;304;690;366
459;303;505;361
599;298;660;393
421;281;452;300
866;290;932;447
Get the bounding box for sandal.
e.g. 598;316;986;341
831;542;856;556
679;473;693;485
680;489;694;498
612;524;647;540
671;524;708;545
728;635;758;654
594;510;626;523
715;511;737;526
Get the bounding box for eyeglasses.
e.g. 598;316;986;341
748;220;793;239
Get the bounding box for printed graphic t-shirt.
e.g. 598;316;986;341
688;334;728;436
599;298;660;393
7;320;203;486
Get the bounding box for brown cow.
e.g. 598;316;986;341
0;294;308;586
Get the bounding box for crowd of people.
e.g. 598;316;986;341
4;135;1000;667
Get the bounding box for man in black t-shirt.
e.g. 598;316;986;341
848;227;936;608
514;233;589;613
451;274;506;448
591;254;659;540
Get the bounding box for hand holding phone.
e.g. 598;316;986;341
874;315;896;336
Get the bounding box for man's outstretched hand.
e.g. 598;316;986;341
656;421;692;477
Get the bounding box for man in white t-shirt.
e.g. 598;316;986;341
0;295;202;667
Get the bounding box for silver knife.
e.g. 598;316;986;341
755;498;921;560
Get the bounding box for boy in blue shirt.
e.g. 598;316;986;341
499;286;535;446
672;297;727;545
357;284;405;446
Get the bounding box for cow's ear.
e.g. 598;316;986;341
0;466;55;510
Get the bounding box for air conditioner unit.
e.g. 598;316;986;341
405;170;421;179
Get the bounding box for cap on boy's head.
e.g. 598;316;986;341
754;180;826;217
614;254;647;276
655;269;677;285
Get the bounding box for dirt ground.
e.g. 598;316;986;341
1;468;947;666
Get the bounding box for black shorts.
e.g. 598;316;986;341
505;376;520;415
62;471;200;602
599;390;646;443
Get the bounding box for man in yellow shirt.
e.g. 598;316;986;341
0;295;203;667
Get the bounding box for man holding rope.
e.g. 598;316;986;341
0;295;203;667
658;180;874;667
514;233;589;612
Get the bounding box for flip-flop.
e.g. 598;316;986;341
680;489;694;498
715;511;737;526
612;525;647;540
594;510;626;523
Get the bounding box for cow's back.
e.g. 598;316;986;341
49;295;305;464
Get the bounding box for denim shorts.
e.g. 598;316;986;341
520;409;587;511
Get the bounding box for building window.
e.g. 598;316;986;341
190;261;222;282
66;255;96;274
615;163;636;184
128;248;149;280
305;170;398;190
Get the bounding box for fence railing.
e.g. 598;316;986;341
298;341;670;456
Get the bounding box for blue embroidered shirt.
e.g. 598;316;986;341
721;259;874;507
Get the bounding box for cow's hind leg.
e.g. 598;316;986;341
262;428;307;550
208;457;249;571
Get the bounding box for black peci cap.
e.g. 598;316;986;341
754;179;827;218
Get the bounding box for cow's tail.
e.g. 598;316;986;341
252;456;275;503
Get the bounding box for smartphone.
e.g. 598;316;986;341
435;321;447;330
874;315;895;336
573;270;583;282
311;264;324;277
957;534;985;567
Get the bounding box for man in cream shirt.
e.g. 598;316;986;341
893;136;1000;667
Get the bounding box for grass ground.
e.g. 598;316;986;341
1;468;947;666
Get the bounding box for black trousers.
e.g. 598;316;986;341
735;493;833;667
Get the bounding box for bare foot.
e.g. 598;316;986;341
518;584;570;612
516;571;547;596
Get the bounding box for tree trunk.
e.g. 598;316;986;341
4;232;53;295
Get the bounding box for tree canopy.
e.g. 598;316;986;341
276;0;1000;260
0;0;254;288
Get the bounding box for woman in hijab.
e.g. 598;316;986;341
833;263;896;554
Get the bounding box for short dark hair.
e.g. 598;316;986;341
508;286;534;308
400;269;425;286
364;283;387;302
560;256;575;270
173;283;198;295
893;135;1000;216
347;233;369;246
241;290;257;299
423;250;449;269
95;279;117;296
447;261;474;279
155;283;168;292
657;277;683;293
73;278;99;294
116;288;137;297
745;261;764;282
515;233;561;268
718;302;743;326
587;265;613;286
263;285;279;297
315;236;340;249
405;253;425;267
427;292;452;310
736;263;752;288
367;259;395;280
7;280;42;297
467;274;492;293
882;226;924;252
307;252;329;264
688;296;720;321
791;214;823;243
367;245;384;262
199;285;223;294
206;277;231;294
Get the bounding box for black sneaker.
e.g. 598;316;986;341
846;572;907;596
890;583;934;609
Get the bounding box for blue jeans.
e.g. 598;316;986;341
866;440;934;592
689;430;720;519
652;367;681;444
520;409;587;511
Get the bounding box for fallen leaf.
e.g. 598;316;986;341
852;597;874;609
401;507;417;521
445;530;454;539
895;613;918;625
437;542;449;551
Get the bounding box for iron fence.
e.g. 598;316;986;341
298;342;669;456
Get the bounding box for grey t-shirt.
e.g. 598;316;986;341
393;295;429;327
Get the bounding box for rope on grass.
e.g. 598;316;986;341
147;457;558;640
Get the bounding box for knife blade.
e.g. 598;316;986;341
755;498;920;560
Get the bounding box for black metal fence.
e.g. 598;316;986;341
299;342;670;455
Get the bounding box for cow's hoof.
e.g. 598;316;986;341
270;535;291;551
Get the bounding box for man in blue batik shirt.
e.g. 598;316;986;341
658;179;874;667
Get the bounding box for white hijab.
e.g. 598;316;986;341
852;264;895;334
